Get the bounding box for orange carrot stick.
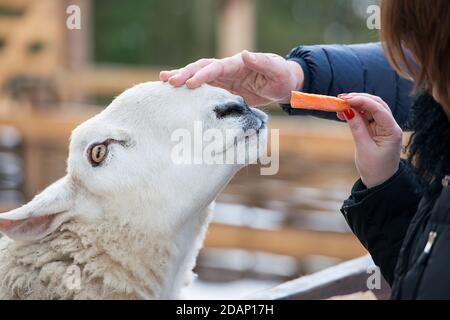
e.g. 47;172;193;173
290;91;350;112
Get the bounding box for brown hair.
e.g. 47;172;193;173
380;0;450;116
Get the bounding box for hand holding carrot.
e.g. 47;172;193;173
338;93;403;188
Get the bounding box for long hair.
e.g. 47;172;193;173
380;0;450;117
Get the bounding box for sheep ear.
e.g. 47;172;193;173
0;177;74;241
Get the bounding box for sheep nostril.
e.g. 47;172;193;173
214;102;248;119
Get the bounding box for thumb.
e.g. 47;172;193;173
344;109;375;147
241;51;278;77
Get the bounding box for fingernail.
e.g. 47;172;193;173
186;79;196;88
338;93;349;98
343;109;355;120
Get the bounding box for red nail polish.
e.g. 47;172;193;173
343;109;355;120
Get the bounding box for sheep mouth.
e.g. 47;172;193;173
242;112;267;136
207;112;267;158
222;123;267;155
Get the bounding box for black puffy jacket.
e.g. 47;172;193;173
341;160;450;299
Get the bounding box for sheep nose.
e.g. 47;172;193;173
214;101;250;119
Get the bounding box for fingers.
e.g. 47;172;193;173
343;109;375;147
341;94;398;130
341;93;391;113
186;54;242;89
159;69;179;81
337;110;366;122
170;59;214;86
160;59;214;87
187;51;284;88
185;60;225;89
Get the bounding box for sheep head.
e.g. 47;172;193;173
0;82;268;241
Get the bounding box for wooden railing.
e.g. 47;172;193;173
58;65;161;100
248;255;391;300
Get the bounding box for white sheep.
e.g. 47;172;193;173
0;81;267;299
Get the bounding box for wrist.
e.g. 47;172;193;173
287;60;304;92
279;60;304;104
362;163;400;189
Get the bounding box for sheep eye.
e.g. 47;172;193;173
89;144;108;166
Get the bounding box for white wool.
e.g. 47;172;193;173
0;207;212;299
0;82;267;299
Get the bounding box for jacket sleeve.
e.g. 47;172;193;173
281;43;414;129
340;160;422;285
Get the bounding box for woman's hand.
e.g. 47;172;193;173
159;50;304;106
337;93;403;189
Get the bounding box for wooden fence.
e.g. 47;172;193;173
249;255;391;300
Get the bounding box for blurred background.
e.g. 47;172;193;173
0;0;379;299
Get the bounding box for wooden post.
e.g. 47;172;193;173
217;0;256;58
0;0;66;88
